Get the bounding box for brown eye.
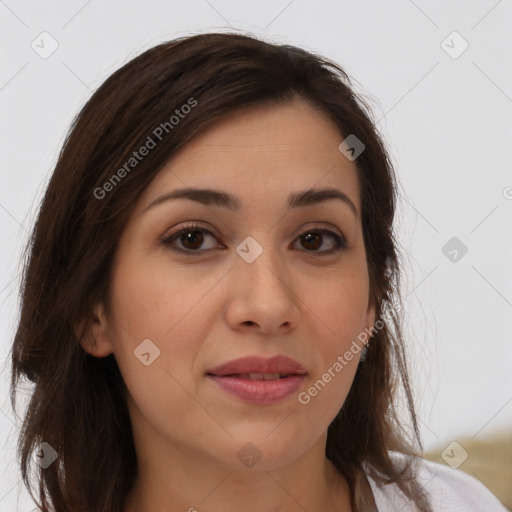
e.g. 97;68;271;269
301;232;322;251
162;224;221;253
295;230;347;254
177;229;205;250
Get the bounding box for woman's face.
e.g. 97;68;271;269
89;98;375;471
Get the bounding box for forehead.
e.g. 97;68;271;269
137;99;361;214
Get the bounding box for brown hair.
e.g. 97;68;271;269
10;32;431;511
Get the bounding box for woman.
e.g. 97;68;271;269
9;32;507;512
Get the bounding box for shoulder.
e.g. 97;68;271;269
412;456;508;512
365;451;508;512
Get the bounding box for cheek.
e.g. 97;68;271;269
109;250;220;343
297;272;370;414
106;255;217;441
306;268;371;348
106;250;229;398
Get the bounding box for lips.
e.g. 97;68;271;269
206;355;307;378
206;355;307;404
229;372;287;380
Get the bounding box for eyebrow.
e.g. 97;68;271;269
143;187;358;216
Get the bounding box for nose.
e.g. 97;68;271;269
224;241;301;336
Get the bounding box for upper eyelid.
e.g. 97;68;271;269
162;222;347;246
162;222;219;242
163;221;345;238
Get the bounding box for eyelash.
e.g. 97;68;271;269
161;222;348;255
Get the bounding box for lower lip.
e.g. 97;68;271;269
206;374;306;404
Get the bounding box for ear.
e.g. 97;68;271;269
76;302;114;358
365;298;376;337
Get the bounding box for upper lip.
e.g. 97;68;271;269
207;355;307;377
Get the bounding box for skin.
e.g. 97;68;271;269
81;98;375;512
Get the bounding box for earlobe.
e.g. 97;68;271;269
360;302;376;361
366;300;376;333
76;303;114;358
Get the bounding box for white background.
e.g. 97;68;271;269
1;1;511;510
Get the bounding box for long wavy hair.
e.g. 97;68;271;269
10;31;431;511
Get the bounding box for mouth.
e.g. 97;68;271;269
206;354;307;378
206;373;306;404
205;355;307;404
210;372;298;380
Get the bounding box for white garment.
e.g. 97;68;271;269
366;454;508;511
